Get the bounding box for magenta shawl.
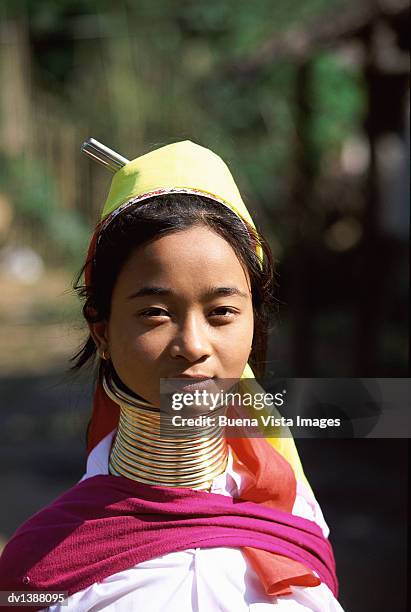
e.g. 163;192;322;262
0;474;337;610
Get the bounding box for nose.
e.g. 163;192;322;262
169;313;212;362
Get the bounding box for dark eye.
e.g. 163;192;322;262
209;307;238;321
139;307;170;318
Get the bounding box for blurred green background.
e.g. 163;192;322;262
0;1;409;610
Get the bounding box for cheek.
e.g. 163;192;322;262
132;333;167;362
108;317;167;365
236;319;254;359
217;312;254;367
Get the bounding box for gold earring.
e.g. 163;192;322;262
101;348;110;360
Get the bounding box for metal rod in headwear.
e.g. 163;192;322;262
81;138;130;172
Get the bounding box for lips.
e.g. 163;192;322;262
177;374;214;380
160;374;221;399
169;375;217;394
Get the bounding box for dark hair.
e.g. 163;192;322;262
71;194;277;378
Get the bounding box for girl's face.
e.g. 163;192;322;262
90;225;254;406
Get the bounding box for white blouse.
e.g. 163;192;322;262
45;430;344;612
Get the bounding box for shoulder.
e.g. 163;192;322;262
0;476;114;590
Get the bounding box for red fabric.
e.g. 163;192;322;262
243;548;322;597
86;380;119;454
227;435;322;595
227;435;296;512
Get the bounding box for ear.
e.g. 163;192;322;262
88;320;109;356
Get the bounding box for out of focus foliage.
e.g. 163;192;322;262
0;155;89;262
1;0;353;222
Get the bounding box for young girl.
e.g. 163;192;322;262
0;140;344;611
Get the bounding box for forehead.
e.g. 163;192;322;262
116;225;251;291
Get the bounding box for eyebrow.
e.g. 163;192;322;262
127;286;249;300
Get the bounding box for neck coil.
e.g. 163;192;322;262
104;372;228;490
